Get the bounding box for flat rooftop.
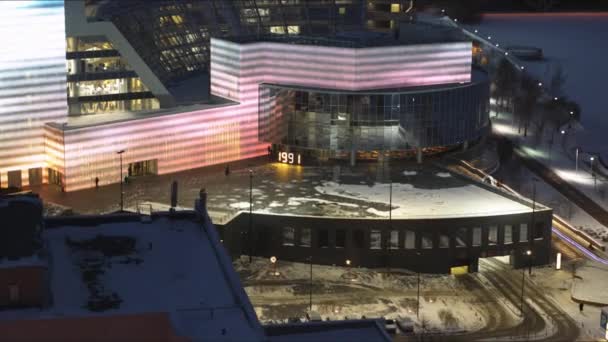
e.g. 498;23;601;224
37;161;541;222
0;215;261;340
47;95;236;131
210;164;535;221
224;23;467;48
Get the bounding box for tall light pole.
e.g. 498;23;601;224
590;156;598;191
529;178;537;276
309;255;313;312
575;147;580;172
248;169;253;263
116;150;125;212
520;249;532;317
416;251;421;319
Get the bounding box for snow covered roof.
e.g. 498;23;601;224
0;213;264;341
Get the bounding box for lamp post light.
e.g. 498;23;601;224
590;156;597;190
520;249;532;317
116;150;125;212
270;256;278;276
308;255;313;312
416;252;421;319
248;169;254;263
575;147;580;172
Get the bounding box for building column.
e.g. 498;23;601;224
350;148;356;167
462;141;469;151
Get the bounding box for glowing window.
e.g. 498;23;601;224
270;26;285;34
390;4;401;13
520;224;528;242
339;7;346;15
472;227;482;246
504;225;513;244
389;230;398;249
171;15;184;24
488;225;498;245
287;25;300;35
370;230;381;250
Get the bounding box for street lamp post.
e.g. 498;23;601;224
116;150;125;212
309;255;313;312
416;252;421;319
590;156;597;191
520;249;532;317
530;178;537;276
575;147;580;172
249;169;254;263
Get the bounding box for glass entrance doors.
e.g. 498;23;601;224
128;159;157;177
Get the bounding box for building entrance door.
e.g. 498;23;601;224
7;170;22;189
47;168;63;187
128;159;157;177
28;168;43;186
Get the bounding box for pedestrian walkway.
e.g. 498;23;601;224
491;104;608;242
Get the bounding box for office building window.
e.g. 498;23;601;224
520;224;528;242
422;234;433;249
318;229;329;248
504;225;513;244
439;235;450;248
336;229;346;248
472;227;482;246
370;230;382;250
353;230;365;249
389;230;399;249
282;227;295;246
488;225;498;245
405;230;416;249
300;228;311;247
455;228;468;247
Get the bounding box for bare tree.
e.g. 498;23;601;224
550;63;567;98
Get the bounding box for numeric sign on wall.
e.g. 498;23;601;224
278;151;301;165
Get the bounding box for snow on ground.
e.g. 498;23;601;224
235;258;488;333
534;261;607;340
492;108;608;241
230;202;252;209
571;263;608;305
402;171;417;176
465;13;608;160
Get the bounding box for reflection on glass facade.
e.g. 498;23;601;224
86;0;366;85
259;72;490;156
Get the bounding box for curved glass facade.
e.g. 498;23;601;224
259;72;490;157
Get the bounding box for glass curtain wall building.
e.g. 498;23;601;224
259;70;490;159
85;0;366;86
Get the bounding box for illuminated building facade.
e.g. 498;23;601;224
0;0;487;192
0;1;68;189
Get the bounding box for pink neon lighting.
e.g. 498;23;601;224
45;37;474;191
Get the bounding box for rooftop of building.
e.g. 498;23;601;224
224;22;468;48
261;67;488;95
0;211;263;341
36;159;547;223
47;94;236;131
